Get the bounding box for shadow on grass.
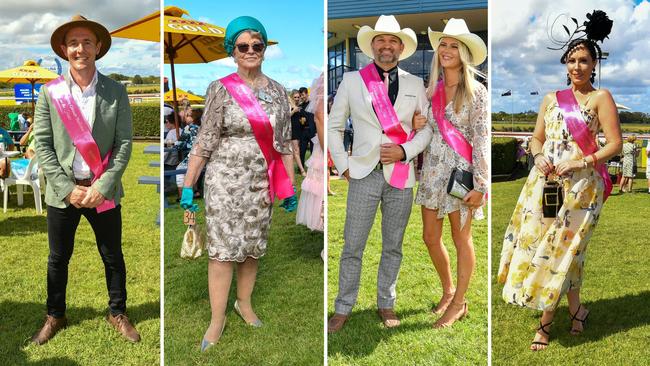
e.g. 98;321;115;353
327;308;431;358
0;300;159;365
550;291;650;347
0;214;47;236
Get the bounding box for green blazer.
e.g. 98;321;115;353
33;72;133;209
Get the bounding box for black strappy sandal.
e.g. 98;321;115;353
531;321;553;351
569;304;590;335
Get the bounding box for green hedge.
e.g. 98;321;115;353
0;104;159;138
131;104;159;137
492;137;518;175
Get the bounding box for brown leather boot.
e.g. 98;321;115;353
32;315;68;345
327;313;349;333
106;313;141;343
377;308;400;328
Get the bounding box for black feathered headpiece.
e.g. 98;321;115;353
547;10;613;62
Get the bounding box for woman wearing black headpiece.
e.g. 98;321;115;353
497;10;622;351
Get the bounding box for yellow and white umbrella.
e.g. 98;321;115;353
112;6;277;135
0;60;59;116
163;88;204;103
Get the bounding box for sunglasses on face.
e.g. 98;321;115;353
235;42;265;53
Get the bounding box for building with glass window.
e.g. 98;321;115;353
328;0;487;94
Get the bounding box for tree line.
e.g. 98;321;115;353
492;111;650;124
0;74;160;89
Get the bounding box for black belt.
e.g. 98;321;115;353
75;178;92;187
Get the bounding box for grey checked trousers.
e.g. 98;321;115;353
334;170;413;314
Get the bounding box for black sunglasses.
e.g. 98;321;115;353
235;42;265;53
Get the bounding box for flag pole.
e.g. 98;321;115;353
511;91;514;132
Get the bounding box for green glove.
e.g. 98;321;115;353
180;187;199;212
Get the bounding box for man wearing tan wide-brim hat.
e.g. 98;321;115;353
32;14;138;345
327;15;433;333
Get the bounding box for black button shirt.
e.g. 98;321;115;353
374;62;398;105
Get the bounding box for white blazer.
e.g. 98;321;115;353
328;67;433;188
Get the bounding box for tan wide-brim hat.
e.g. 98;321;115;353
357;15;417;61
428;18;487;65
51;14;112;61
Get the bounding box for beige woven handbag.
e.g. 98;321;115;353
181;211;204;259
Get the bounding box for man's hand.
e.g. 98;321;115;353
67;186;89;208
412;109;427;130
380;143;405;165
80;185;106;208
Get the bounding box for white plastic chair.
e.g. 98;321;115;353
3;158;43;214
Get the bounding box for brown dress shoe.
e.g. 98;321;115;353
32;315;67;345
377;308;400;328
107;313;141;343
327;313;349;333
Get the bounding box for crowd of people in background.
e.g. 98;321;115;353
514;134;650;194
163;84;319;203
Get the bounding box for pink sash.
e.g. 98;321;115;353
431;80;473;164
47;76;115;213
219;73;293;202
556;88;612;201
359;64;414;189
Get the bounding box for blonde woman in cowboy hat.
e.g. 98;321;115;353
327;15;432;333
415;18;488;328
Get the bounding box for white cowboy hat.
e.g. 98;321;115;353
428;18;487;65
357;15;417;61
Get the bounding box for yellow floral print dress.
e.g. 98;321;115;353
497;98;604;311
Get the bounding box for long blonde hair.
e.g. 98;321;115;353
427;38;485;114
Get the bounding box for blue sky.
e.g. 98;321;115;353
164;0;324;96
491;0;650;114
0;0;159;78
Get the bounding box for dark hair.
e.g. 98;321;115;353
560;39;601;64
190;109;203;126
371;34;402;44
299;87;308;94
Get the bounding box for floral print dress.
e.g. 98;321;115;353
498;98;604;311
190;77;291;262
415;82;489;228
621;142;636;178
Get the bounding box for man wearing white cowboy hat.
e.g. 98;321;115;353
32;14;138;344
328;14;432;333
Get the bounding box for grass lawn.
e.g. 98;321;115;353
0;141;160;365
327;179;488;365
491;176;650;365
164;176;324;365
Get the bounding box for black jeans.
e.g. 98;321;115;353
299;138;313;168
46;204;126;317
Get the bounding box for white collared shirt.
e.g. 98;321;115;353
67;69;98;179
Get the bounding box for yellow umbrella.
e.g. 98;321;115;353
164;88;204;103
0;60;59;116
111;6;224;136
110;7;168;42
112;6;276;135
